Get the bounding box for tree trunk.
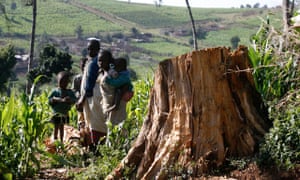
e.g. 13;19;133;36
27;0;36;94
282;0;294;32
108;46;270;179
186;0;198;50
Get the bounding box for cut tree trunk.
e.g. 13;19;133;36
108;46;270;179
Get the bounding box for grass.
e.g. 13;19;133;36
1;0;281;48
1;0;124;36
132;40;191;59
0;0;283;80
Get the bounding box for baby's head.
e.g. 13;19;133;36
114;57;127;72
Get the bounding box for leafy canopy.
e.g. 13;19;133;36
27;44;73;84
0;44;16;93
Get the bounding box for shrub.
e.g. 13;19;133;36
249;19;300;170
0;90;52;178
0;44;17;93
260;96;300;169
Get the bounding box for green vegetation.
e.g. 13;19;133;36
249;19;300;170
74;77;153;179
0;0;298;179
132;37;192;58
28;44;73;84
0;0;283;79
0;0;281;51
0;88;52;178
0;72;152;179
0;44;16;92
0;0;124;36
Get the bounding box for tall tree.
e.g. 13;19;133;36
186;0;198;50
27;0;37;94
27;44;73;84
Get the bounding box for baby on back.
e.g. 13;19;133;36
106;57;134;112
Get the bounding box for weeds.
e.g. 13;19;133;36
249;17;300;170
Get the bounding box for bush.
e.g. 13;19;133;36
0;44;17;93
0;90;52;178
260;98;300;169
249;19;300;170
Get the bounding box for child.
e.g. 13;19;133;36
49;71;77;142
106;57;134;113
100;57;134;146
72;57;88;130
72;57;88;99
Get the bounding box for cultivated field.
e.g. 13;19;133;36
0;0;282;80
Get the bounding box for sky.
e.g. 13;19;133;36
118;0;282;8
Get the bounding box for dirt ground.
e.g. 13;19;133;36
36;126;300;180
35;163;300;180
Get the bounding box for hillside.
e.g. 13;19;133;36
1;1;299;179
0;0;282;80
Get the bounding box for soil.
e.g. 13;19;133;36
35;163;300;179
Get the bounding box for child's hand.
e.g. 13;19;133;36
76;95;85;111
76;103;83;112
61;96;70;103
122;91;134;102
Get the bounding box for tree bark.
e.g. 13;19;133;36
186;0;198;50
282;0;294;32
108;46;270;179
27;0;36;94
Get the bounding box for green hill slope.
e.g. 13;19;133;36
0;0;282;78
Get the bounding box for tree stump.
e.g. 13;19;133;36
108;46;270;179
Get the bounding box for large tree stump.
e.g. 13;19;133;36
108;46;270;179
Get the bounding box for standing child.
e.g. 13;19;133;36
72;57;88;130
49;71;77;142
72;57;88;99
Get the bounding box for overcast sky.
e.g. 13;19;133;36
118;0;282;8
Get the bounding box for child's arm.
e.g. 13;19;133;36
67;89;77;104
48;90;76;105
48;90;60;105
58;90;77;104
49;96;69;104
105;74;130;88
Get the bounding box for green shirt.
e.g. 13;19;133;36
48;88;76;115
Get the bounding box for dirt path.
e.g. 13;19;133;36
68;1;186;46
69;1;148;32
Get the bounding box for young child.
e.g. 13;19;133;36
106;57;134;112
72;57;88;131
49;71;77;142
101;57;134;146
72;57;88;99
